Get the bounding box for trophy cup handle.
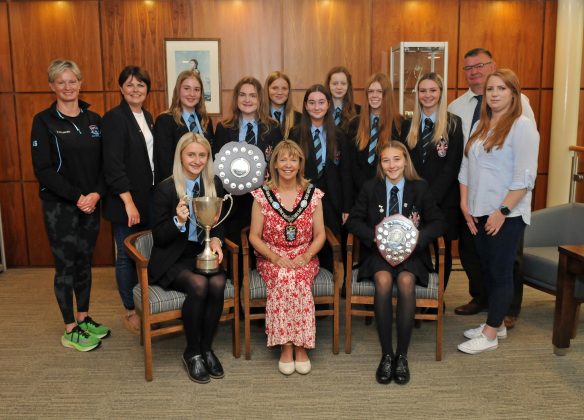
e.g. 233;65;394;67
213;193;233;228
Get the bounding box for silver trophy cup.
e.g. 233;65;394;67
187;194;233;274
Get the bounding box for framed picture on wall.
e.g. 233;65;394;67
164;38;222;115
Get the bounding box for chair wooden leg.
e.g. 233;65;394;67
345;297;352;354
244;307;251;360
436;311;443;361
143;324;153;381
571;303;581;339
332;294;339;354
234;308;241;358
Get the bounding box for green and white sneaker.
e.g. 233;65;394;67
61;325;101;352
78;316;111;339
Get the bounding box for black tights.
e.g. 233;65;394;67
171;270;226;358
373;271;416;356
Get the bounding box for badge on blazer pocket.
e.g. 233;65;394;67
436;138;448;158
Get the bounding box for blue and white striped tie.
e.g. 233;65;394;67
314;129;323;177
368;117;379;165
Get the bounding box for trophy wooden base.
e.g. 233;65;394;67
195;257;221;275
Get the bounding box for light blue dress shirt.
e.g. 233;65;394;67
271;106;284;124
238;119;258;142
385;177;405;216
421;112;436;131
174;176;201;242
182;110;203;134
311;125;327;165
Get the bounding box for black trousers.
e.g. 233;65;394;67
42;200;100;324
458;223;524;316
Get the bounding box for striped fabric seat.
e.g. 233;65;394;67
247;268;334;300
133;279;235;314
351;269;438;299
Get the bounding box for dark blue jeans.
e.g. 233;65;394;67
112;223;143;310
473;216;526;328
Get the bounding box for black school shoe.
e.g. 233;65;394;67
375;354;394;384
203;350;225;379
394;354;410;385
182;354;210;384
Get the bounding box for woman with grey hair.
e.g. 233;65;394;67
31;59;110;352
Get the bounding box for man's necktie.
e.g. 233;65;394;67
245;122;256;145
188;113;197;133
368;116;379;165
388;186;399;215
191;181;203;241
334;107;342;126
470;95;483;136
314;129;323;177
273;111;281;124
421;118;434;164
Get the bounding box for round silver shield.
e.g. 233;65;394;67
374;214;419;267
213;141;267;195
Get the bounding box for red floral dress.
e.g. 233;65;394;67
251;185;324;348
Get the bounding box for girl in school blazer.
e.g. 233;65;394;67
263;71;301;139
342;73;404;223
153;70;215;184
149;132;226;384
325;66;361;131
213;76;281;245
401;72;463;289
346;141;445;386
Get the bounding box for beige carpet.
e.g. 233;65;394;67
0;266;582;419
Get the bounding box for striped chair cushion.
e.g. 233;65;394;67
351;269;438;300
135;232;154;260
247;268;334;300
134;279;235;314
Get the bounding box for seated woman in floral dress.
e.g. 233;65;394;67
249;140;326;376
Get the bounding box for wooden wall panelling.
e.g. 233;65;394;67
0;182;28;266
9;1;102;92
15;93;105;182
0;94;20;181
533;174;548;210
283;0;370;90
371;0;460;89
541;0;557;88
100;0;194;92
523;89;541;128
93;213;113;266
23;181;52;266
0;2;13;92
458;0;545;89
538;90;553;173
186;0;282;90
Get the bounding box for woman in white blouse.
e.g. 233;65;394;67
457;69;539;354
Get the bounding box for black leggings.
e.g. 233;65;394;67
373;270;416;357
170;270;226;358
43;201;100;325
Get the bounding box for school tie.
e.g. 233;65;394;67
273;111;282;124
368;117;379;165
313;129;323;177
421;118;434;164
388;186;399;216
188;113;197;133
190;181;203;242
334;107;342;126
245;122;256;145
470;95;483;136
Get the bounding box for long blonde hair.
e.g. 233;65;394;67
407;73;455;148
172;132;217;199
165;70;210;132
266;140;310;190
465;69;523;156
376;141;422;181
264;71;296;139
356;73;402;152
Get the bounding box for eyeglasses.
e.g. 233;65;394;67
462;62;492;71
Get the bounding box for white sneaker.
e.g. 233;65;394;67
463;324;507;340
458;334;498;354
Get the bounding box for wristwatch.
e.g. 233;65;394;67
499;205;511;216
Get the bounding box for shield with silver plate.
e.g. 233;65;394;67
374;214;419;267
213;141;267;195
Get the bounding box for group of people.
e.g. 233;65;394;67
31;46;539;385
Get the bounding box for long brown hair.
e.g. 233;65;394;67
264;71;296;139
266;140;310;190
222;76;274;135
325;66;358;128
297;84;338;161
465;69;523;156
407;72;455;148
356;73;403;152
165;70;210;132
376;141;422;181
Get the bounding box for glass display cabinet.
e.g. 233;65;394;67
390;42;448;118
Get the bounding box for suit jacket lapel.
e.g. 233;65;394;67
402;181;414;217
374;179;387;222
